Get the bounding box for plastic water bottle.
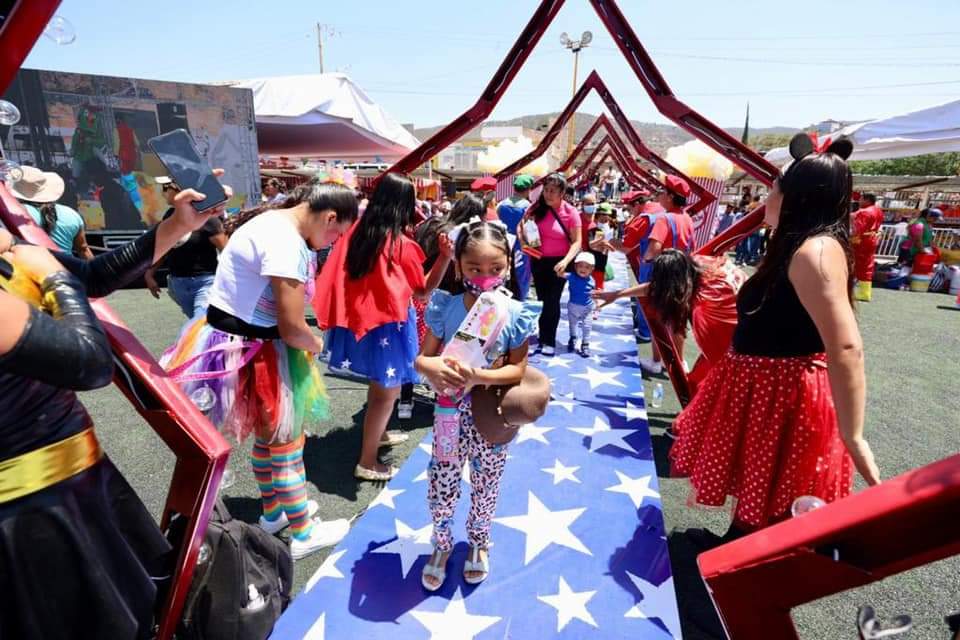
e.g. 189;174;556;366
650;383;664;409
189;386;235;491
791;495;826;517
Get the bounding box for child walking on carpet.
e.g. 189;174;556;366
416;217;541;591
162;176;357;559
565;251;596;357
313;173;453;481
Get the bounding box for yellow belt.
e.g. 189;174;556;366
0;428;103;503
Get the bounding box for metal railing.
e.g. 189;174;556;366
875;225;960;259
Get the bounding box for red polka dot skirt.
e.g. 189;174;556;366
669;350;854;529
413;297;428;347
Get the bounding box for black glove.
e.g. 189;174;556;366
54;225;158;298
0;271;113;390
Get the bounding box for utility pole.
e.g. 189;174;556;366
316;23;325;74
560;30;592;159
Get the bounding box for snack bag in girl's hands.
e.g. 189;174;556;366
436;290;511;393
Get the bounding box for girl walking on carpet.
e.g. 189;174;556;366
668;135;881;537
416;217;541;591
162;176;356;559
313;173;453;481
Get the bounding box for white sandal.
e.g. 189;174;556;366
353;464;398;482
421;548;450;592
463;545;489;585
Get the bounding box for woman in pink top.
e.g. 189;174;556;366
520;172;582;355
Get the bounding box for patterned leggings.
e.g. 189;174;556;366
427;397;510;553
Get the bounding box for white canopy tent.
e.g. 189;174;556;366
765;98;960;164
230;74;420;161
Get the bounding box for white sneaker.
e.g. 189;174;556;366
258;499;320;536
639;357;663;375
542;345;556;357
397;402;414;420
290;518;351;560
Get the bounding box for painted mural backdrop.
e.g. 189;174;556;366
2;69;260;231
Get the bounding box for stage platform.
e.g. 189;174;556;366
271;253;680;639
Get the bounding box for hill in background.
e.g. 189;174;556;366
412;112;799;154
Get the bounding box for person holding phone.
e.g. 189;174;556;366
162;176;357;559
144;176;228;318
0;176;231;639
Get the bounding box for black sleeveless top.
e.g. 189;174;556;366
732;268;825;357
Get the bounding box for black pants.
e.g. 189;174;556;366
531;256;568;348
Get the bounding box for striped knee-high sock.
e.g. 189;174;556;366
252;439;282;522
271;436;312;540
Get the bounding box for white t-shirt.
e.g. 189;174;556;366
208;211;312;327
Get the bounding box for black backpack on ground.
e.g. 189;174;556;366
167;499;294;640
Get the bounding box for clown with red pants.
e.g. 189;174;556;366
852;204;884;301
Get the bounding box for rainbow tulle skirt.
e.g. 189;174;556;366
160;317;329;444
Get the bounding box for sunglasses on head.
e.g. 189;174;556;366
162;184;179;192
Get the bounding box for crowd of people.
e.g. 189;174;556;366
0;132;890;636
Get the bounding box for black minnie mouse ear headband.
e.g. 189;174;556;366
788;133;854;162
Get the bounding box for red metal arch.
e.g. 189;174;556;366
561;136;654;193
543;114;659;191
490;71;715;214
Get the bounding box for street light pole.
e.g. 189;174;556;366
568;47;580;159
560;30;592;160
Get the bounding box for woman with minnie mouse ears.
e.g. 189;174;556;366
669;134;881;539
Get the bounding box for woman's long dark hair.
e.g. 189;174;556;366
347;172;415;280
648;250;701;335
39;203;57;233
451;219;521;299
416;193;485;272
224;178;358;236
528;172;567;222
748;148;855;307
27;202;58;233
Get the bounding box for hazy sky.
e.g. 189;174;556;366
24;0;960;130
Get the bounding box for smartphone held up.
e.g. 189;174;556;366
148;129;227;212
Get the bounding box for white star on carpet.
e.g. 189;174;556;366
379;337;390;348
543;355;574;368
369;486;405;510
625;573;681;639
339;358;352;370
613;333;638;343
386;366;397;379
570;366;626;390
304;549;347;592
494;491;591;564
419;442;433;455
303;612;326;640
370;519;434;578
409;588;502;640
606;470;660;508
611;400;647;422
537;576;598;632
551;392;577;413
570;416;640;455
541;459;581;485
516;423;554;444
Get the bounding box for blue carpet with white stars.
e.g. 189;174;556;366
271;253;679;639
